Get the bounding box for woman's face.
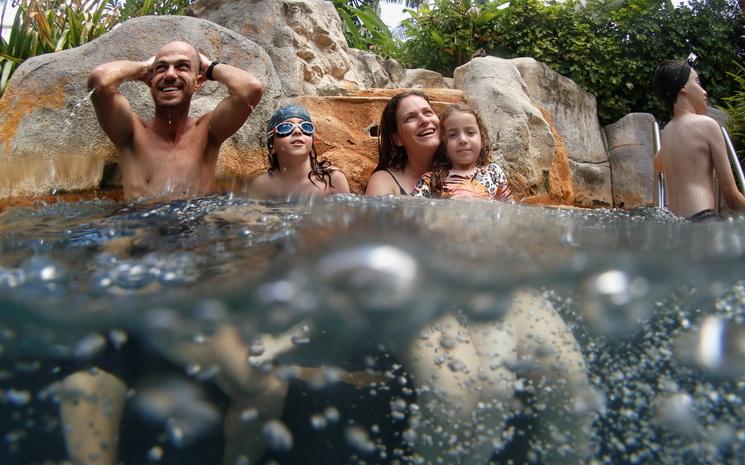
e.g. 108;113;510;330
392;96;440;155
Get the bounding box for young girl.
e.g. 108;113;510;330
412;103;512;201
250;104;350;196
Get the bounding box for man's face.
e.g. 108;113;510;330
150;41;202;108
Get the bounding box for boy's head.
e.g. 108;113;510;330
266;104;314;155
655;59;696;110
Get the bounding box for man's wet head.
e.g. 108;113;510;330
149;41;203;107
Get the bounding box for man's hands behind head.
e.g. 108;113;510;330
139;56;155;86
199;53;212;79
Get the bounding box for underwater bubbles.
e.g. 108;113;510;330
132;377;221;448
0;267;26;288
654;392;700;439
676;316;745;378
315;244;419;313
343;425;376;455
262;419;293;452
580;269;651;336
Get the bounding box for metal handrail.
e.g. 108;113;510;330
721;126;745;194
653;122;666;208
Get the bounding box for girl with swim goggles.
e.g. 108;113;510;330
250;104;350;197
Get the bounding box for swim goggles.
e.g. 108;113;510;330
267;121;315;138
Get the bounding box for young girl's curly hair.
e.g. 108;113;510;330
429;104;491;197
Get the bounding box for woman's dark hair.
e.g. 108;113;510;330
268;141;335;189
429;104;491;197
375;90;432;172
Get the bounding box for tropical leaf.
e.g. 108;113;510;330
0;0;194;97
1;60;15;91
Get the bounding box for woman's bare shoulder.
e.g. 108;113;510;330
365;169;398;196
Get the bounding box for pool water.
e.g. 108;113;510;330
0;195;744;465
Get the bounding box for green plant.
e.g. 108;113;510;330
0;0;192;97
1;0;117;96
720;61;745;160
401;0;506;75
333;0;408;63
399;0;744;125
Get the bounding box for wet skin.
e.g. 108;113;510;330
654;69;745;217
250;117;350;197
88;40;263;201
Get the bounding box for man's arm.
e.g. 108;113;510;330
707;118;745;211
201;55;263;145
87;59;152;146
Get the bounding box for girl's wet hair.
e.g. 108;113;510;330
267;104;334;188
375;90;433;172
268;144;335;189
429;104;491;197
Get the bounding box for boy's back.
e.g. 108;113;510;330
656;113;720;218
654;59;745;219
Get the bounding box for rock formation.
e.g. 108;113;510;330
512;58;612;206
191;0;402;96
605;113;656;208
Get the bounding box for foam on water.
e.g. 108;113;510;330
1;195;744;464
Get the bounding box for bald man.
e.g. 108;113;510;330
88;41;263;201
60;42;263;465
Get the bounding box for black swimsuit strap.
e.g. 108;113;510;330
384;169;407;195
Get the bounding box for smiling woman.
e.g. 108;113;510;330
365;90;441;196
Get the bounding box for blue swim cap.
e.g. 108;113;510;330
266;104;313;153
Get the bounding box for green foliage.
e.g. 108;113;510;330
0;0;191;97
117;0;191;21
398;0;744;125
333;0;408;63
720;62;745;159
401;0;507;76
